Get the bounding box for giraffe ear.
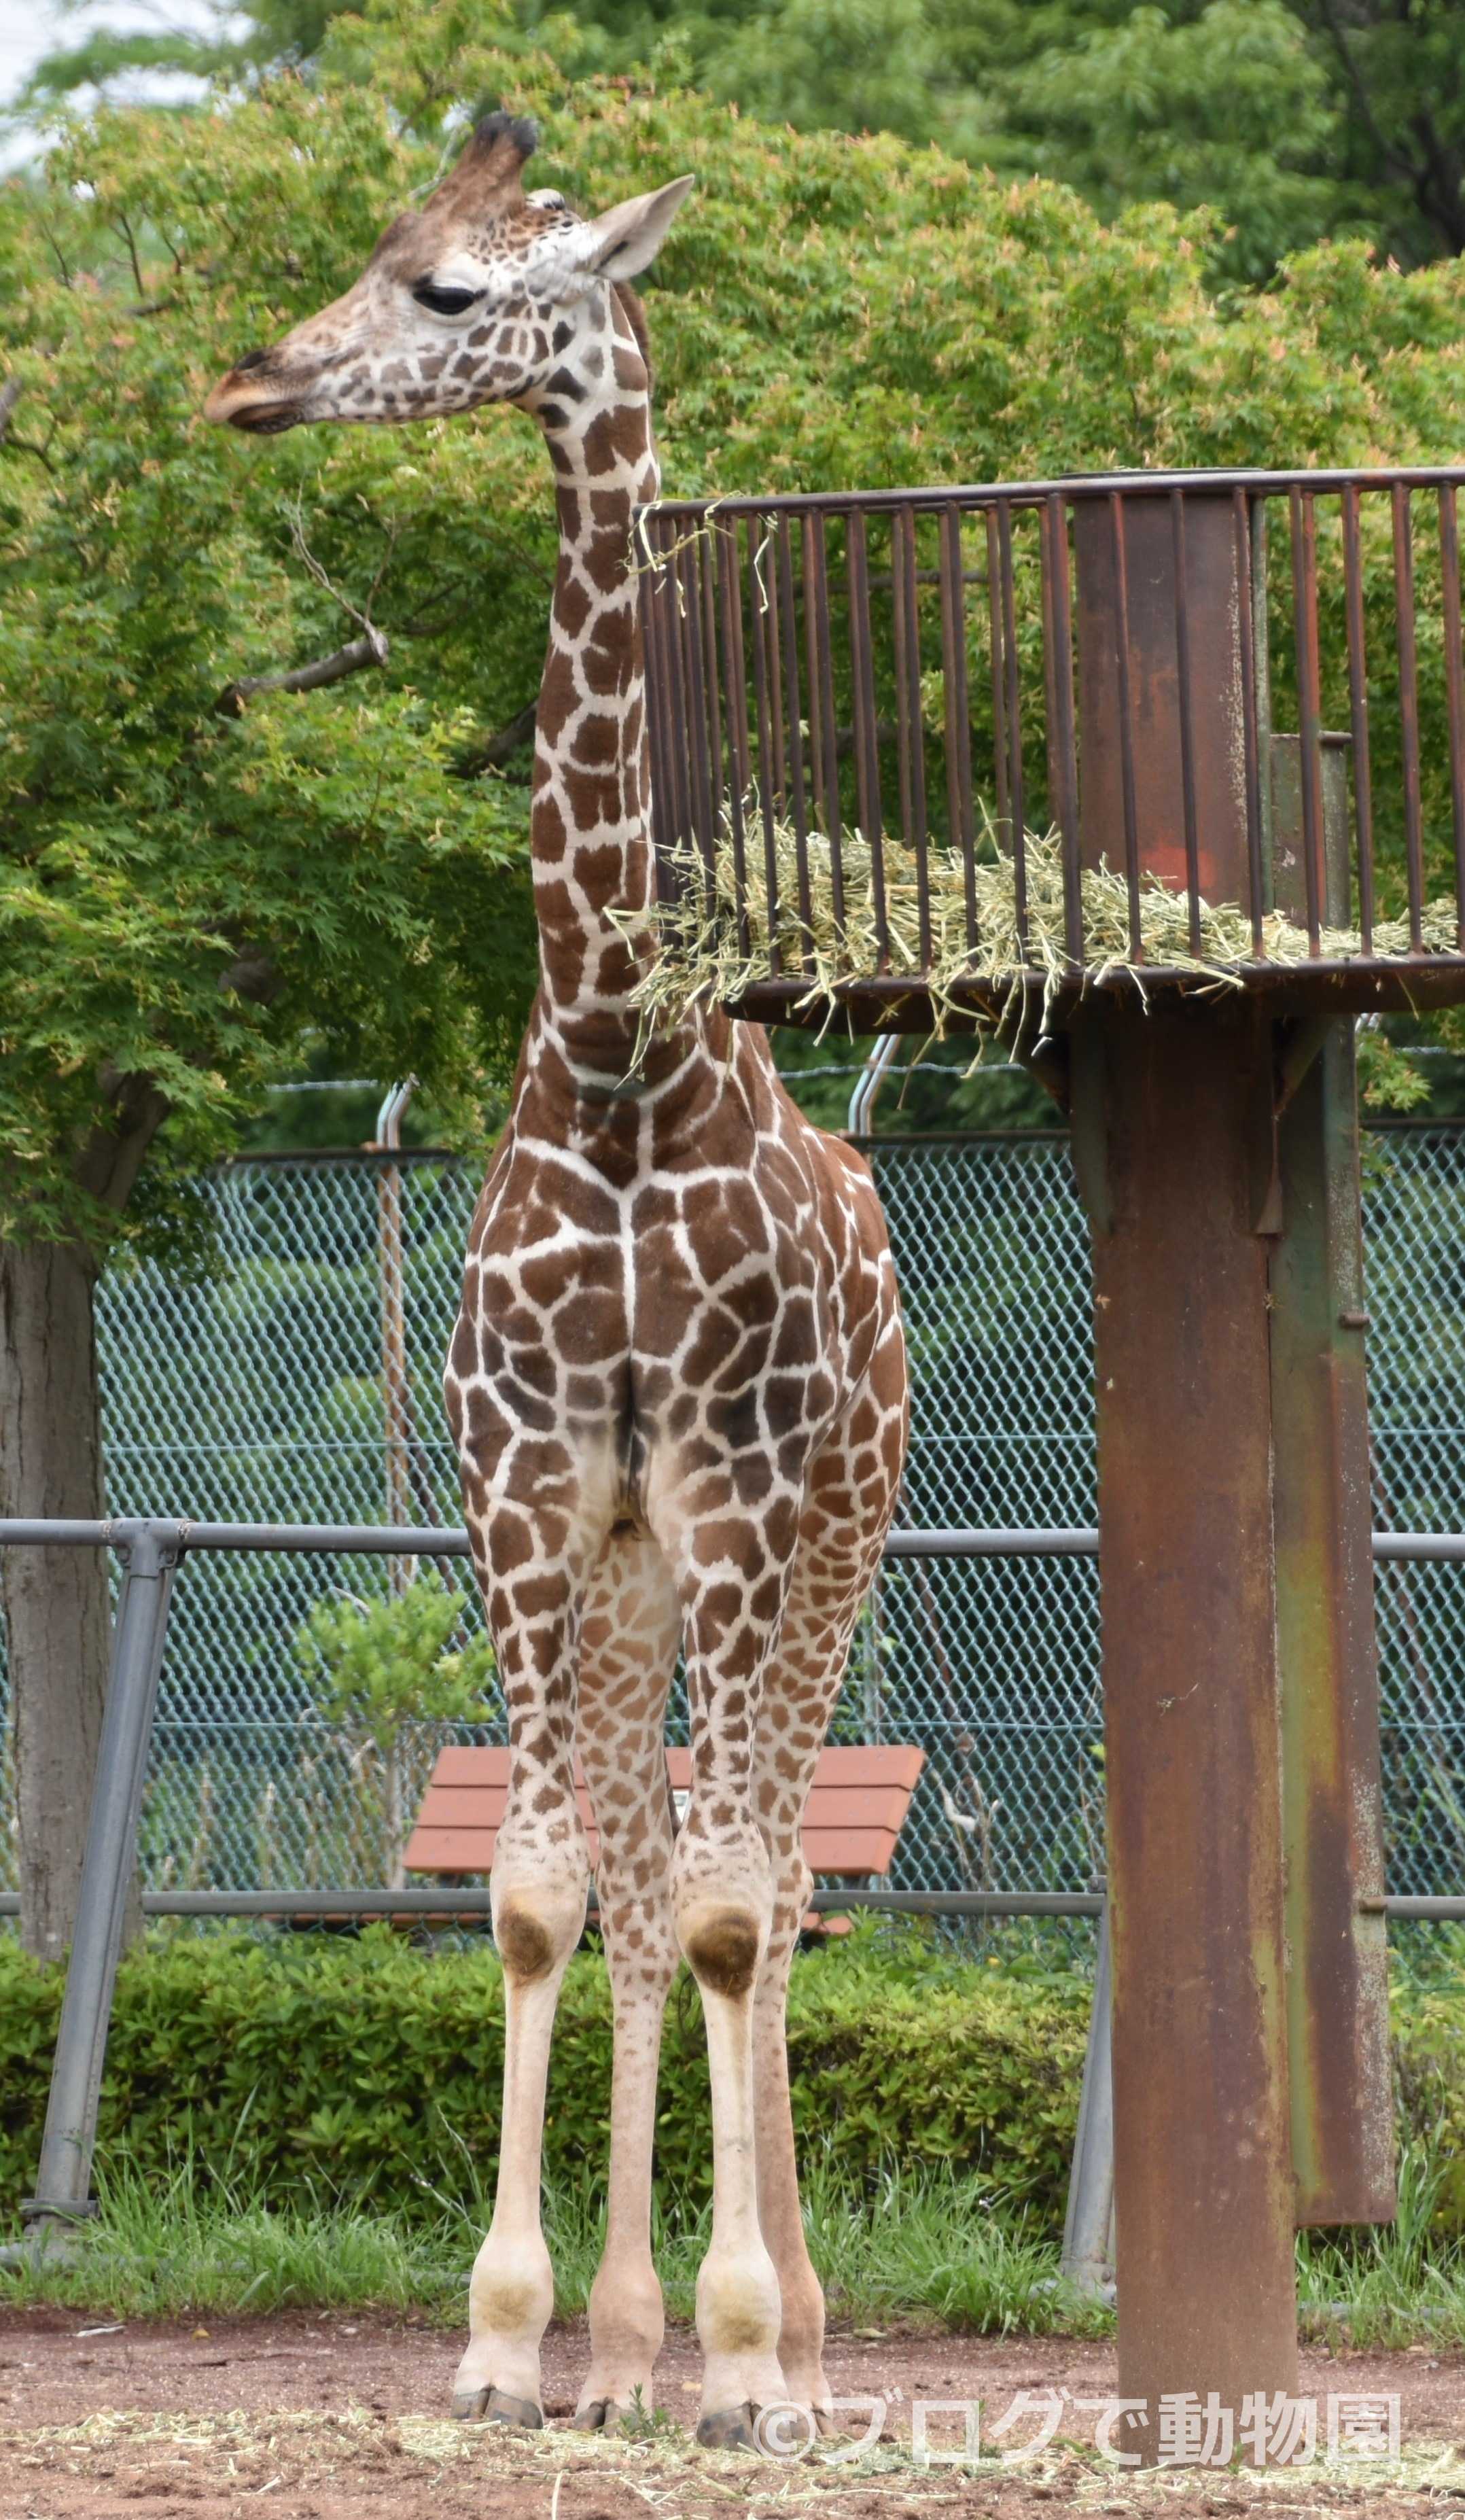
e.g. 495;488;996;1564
582;175;695;280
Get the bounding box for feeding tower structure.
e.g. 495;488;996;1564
636;465;1465;2458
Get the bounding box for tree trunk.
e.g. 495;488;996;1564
0;1236;117;1963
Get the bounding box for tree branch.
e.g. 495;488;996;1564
451;699;538;778
0;377;22;443
215;629;389;716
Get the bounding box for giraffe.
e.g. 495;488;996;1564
206;111;908;2450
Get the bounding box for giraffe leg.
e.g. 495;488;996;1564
647;1499;798;2451
753;1376;907;2431
573;1528;682;2432
449;1479;606;2430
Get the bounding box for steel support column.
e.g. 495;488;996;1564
1271;1027;1394;2224
1072;999;1298;2460
21;1521;183;2231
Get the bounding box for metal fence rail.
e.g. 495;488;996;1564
3;1121;1465;1901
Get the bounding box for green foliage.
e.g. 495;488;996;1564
0;69;538;1261
1;1926;1463;2246
18;0;1465;283
294;1582;498;1754
6;2;1465;1261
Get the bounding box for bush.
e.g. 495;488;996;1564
0;1926;1459;2239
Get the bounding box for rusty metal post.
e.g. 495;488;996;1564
1269;739;1394;2228
1072;488;1297;2458
1073;491;1254;918
1071;999;1299;2459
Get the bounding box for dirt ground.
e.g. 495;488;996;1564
1;2310;1461;2520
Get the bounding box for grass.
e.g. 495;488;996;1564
1297;2143;1465;2349
619;819;1463;1048
5;2143;1465;2347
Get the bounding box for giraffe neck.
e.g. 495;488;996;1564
529;293;664;1077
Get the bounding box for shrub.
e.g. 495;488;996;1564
0;1927;1458;2239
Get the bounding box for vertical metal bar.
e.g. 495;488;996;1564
996;500;1029;956
985;506;1011;842
701;523;724;843
660;532;694;873
1392;482;1426;950
893;506;931;966
1171;491;1204;955
1439;485;1465;949
806;510;847;948
1233;489;1267;955
720;521;752;801
747;514;783;977
679;533;718;914
802;514;828;837
24;1525;183;2226
939;501;978;953
641;523;678;892
1272;1025;1395;2229
1061;1897;1115;2301
776;516;815;978
716;523;752;957
847;508;890;968
1109;494;1143;961
1251;495;1274;909
763;517;790;815
1044;491;1082;960
1288;487;1325;952
1341;486;1375;954
1072;1000;1299;2462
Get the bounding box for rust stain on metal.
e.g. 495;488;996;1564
1074;999;1298;2460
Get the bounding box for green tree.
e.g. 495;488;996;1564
5;0;1464;1955
17;0;1465;281
0;73;540;1955
294;1583;497;1883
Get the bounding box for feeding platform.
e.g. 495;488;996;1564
637;466;1465;2463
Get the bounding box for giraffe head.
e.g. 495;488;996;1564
204;111;692;438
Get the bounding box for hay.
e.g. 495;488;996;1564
616;816;1460;1049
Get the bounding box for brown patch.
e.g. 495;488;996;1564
495;1903;557;1982
682;1908;761;1997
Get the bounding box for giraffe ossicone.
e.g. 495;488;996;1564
207;109;908;2451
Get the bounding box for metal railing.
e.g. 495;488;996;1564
636;466;1465;1024
2;1512;1459;2267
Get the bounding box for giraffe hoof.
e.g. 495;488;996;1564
451;2386;543;2429
485;2389;545;2430
696;2402;757;2452
573;2398;633;2432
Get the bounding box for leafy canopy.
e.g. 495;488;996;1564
5;0;1465;1258
15;0;1465;285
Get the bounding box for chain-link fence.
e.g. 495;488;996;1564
6;1121;1464;1901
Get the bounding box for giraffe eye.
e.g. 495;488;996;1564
411;281;484;317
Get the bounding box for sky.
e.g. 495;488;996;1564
0;0;222;161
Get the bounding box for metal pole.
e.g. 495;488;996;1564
2;1516;1464;1561
20;1520;183;2232
1060;1897;1115;2301
375;1079;417;1596
1073;998;1299;2462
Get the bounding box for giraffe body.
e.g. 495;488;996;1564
207;113;908;2445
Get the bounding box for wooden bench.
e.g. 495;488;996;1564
405;1743;926;1923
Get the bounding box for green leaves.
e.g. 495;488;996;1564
5;18;1464;1264
294;1582;499;1753
1;1928;1461;2241
0;84;537;1259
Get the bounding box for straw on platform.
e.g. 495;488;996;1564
616;817;1459;1049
